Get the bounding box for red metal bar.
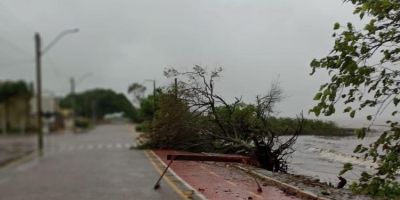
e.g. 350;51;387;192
166;153;251;164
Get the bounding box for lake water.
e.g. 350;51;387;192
289;134;379;185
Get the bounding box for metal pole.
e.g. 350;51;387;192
35;33;43;154
70;77;76;133
42;28;79;54
153;80;156;121
33;29;78;153
91;100;96;124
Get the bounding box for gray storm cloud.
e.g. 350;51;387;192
0;0;365;126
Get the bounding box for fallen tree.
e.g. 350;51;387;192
141;66;304;172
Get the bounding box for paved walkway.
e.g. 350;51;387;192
0;125;181;200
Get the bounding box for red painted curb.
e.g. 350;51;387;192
152;149;301;200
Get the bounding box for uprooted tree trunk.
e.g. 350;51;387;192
164;65;304;172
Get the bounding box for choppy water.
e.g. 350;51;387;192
289;135;379;185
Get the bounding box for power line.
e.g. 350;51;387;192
0;1;34;33
0;59;33;68
0;2;35;67
0;36;32;57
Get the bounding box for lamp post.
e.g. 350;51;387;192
70;73;92;133
35;29;79;154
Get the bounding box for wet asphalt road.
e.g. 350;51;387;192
0;124;181;200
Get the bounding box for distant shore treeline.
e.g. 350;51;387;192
268;117;352;136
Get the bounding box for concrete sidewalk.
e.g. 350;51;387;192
0;135;36;167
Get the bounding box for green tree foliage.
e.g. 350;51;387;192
268;117;344;136
137;95;157;122
140;92;210;151
0;80;32;131
133;88;163;123
310;0;400;197
0;80;31;103
60;89;137;121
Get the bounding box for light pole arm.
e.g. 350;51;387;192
42;28;79;55
76;73;93;86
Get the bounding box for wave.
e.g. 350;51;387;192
305;146;377;168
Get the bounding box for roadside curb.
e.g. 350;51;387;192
145;150;207;200
128;124;141;147
234;165;331;200
0;150;38;171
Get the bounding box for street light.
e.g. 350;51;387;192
35;28;79;155
42;29;79;55
70;72;93;133
75;73;93;86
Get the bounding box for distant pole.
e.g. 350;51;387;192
70;77;76;133
153;80;156;121
91;100;96;124
35;33;43;154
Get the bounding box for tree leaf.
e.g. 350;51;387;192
350;110;356;118
334;22;340;30
355;128;366;139
313;92;323;100
339;163;353;175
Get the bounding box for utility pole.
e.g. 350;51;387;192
152;80;156;121
35;33;43;154
70;77;76;133
153;80;156;100
91;100;96;124
34;29;79;155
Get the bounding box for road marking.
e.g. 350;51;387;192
201;165;220;177
248;191;263;199
195;161;264;199
208;171;219;177
226;180;237;186
144;151;190;200
50;143;134;152
148;151;208;200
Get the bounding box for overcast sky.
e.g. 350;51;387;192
0;0;370;126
